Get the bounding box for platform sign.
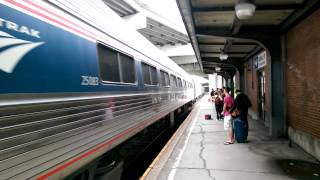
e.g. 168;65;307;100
254;51;267;70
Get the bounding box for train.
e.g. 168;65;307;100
0;0;204;179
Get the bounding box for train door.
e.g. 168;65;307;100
258;71;265;122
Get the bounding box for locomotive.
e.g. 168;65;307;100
0;0;204;179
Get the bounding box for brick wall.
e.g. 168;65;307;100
286;9;320;138
244;59;258;114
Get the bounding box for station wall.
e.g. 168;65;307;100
244;60;259;120
286;8;320;160
244;51;271;129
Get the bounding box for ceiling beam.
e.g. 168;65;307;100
230;16;242;34
280;0;320;32
146;23;189;44
148;19;188;38
192;4;303;12
202;56;243;61
201;53;247;58
200;51;250;54
198;42;258;46
138;29;178;44
149;39;165;46
139;28;181;44
222;13;242;56
146;35;175;45
186;70;208;77
222;39;234;53
176;0;204;72
201;57;244;72
203;65;235;70
196;26;279;42
179;63;202;71
243;46;263;61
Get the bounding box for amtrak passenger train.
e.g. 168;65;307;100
0;0;204;179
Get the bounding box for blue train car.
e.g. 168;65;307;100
0;0;201;179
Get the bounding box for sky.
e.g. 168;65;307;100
136;0;186;29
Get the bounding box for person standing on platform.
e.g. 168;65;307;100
230;89;252;133
209;88;215;105
222;87;234;145
213;92;223;120
210;88;214;97
218;88;225;120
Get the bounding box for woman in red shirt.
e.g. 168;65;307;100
222;87;234;145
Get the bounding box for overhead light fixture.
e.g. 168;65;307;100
215;67;221;72
219;52;228;61
235;1;256;20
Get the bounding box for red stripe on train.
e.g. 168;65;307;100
23;0;98;41
5;0;97;41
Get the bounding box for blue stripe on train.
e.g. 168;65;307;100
0;4;141;94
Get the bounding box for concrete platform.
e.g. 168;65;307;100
142;95;320;180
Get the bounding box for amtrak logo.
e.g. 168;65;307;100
0;31;44;73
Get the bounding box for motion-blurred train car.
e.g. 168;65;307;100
0;0;204;179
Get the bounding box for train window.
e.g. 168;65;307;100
160;70;169;87
170;75;177;87
142;62;151;85
165;73;170;86
177;77;182;88
98;44;120;82
160;71;165;86
183;80;187;88
98;43;136;84
150;66;158;85
119;53;135;83
142;62;158;85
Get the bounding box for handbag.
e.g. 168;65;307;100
231;109;240;118
204;114;212;120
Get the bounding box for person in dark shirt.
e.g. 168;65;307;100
210;88;215;97
230;89;252;130
213;91;223;120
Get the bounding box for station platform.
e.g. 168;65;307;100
141;95;320;180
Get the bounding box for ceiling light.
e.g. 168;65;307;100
215;67;221;72
219;53;228;60
235;2;256;20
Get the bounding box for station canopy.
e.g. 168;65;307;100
102;0;209;76
176;0;319;76
103;0;190;47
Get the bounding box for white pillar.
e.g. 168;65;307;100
208;74;217;91
216;75;223;88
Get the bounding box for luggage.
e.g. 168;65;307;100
204;114;211;120
234;119;248;143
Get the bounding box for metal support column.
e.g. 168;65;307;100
250;38;285;137
264;37;285;137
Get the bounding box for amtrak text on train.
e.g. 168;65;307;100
0;18;40;38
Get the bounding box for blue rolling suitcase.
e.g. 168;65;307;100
234;119;248;143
